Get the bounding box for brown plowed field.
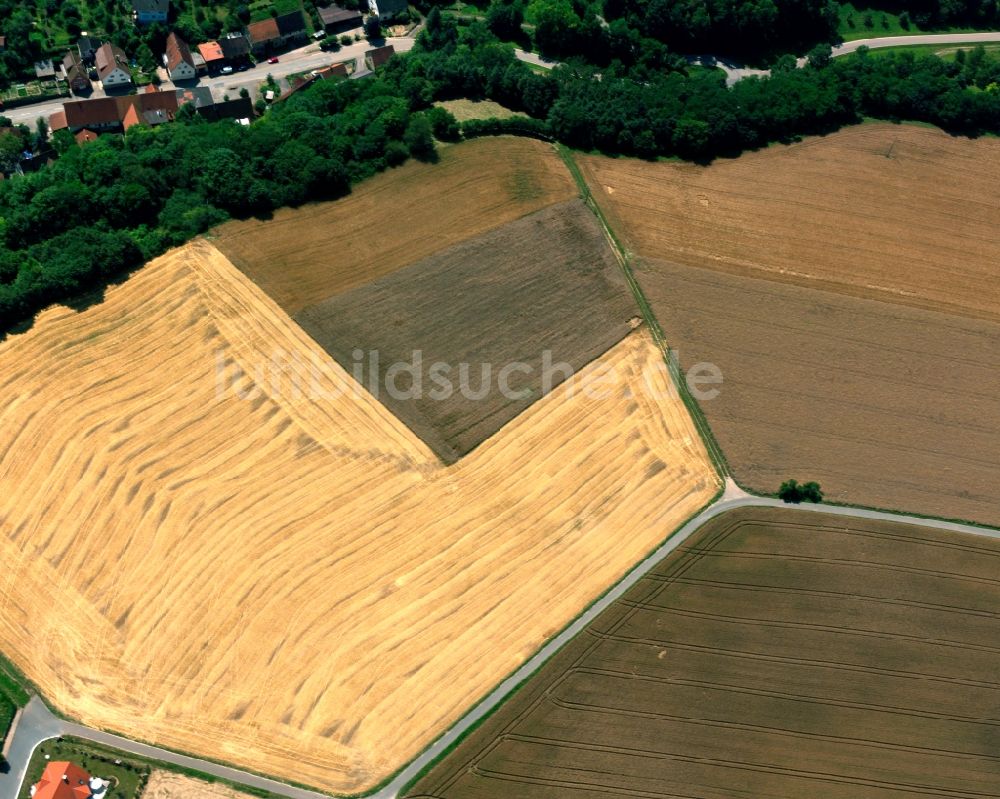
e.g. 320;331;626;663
406;506;1000;799
213;136;576;314
295;199;636;461
637;258;1000;525
578;124;1000;321
0;241;718;793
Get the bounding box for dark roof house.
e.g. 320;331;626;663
369;0;409;19
317;4;362;32
61;51;92;94
77;35;100;64
218;32;251;62
133;0;169;24
366;44;395;69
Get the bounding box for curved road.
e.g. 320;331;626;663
2;480;998;799
686;31;1000;84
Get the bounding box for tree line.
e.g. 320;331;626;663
2;9;1000;334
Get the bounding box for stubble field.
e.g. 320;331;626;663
142;772;254;799
579;124;1000;321
213;136;576;314
407;506;1000;799
296;199;636;461
0;241;718;793
578;124;1000;525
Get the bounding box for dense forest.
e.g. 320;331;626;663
2;7;1000;333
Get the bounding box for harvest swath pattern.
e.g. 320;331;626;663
0;242;718;794
407;507;1000;799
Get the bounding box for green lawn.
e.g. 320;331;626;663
857;41;1000;59
0;694;15;745
19;738;149;799
837;3;985;41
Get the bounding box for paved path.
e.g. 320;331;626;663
2;481;997;799
691;30;1000;85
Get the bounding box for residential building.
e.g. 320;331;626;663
366;44;395;69
34;59;56;79
76;35;100;65
164;31;196;81
74;129;99;144
219;31;251;66
317;4;363;33
51;89;178;133
315;62;349;79
61;51;91;95
95;42;132;88
368;0;408;20
0;36;7;52
132;0;169;25
247;11;308;54
197;40;225;71
31;761;92;799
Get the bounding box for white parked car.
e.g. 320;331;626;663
221;65;234;74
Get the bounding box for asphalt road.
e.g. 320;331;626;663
2;479;997;799
3;37;415;128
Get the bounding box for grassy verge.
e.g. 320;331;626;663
861;41;1000;59
837;3;984;41
555;143;730;479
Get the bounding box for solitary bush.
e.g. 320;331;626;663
778;479;823;504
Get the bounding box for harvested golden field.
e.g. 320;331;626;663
408;506;1000;799
637;258;1000;526
213;136;576;314
579;123;1000;320
142;772;254;799
0;241;718;794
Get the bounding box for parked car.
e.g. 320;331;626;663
267;57;279;64
221;65;234;74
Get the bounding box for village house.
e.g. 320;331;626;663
218;31;251;65
76;35;100;65
368;0;409;20
197;40;225;73
34;59;56;80
61;51;92;95
366;44;395;70
30;761;108;799
317;4;363;34
132;0;170;25
50;88;178;134
94;42;131;88
164;31;197;81
247;11;308;55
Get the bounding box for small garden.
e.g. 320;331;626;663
19;737;150;799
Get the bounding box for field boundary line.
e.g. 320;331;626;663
554;144;730;479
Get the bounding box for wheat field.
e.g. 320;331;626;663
0;241;718;793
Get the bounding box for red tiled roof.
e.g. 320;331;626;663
165;32;195;72
75;129;99;143
61;90;179;130
49;110;68;131
367;44;395;68
247;18;280;44
95;42;129;80
33;762;92;799
198;41;225;62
